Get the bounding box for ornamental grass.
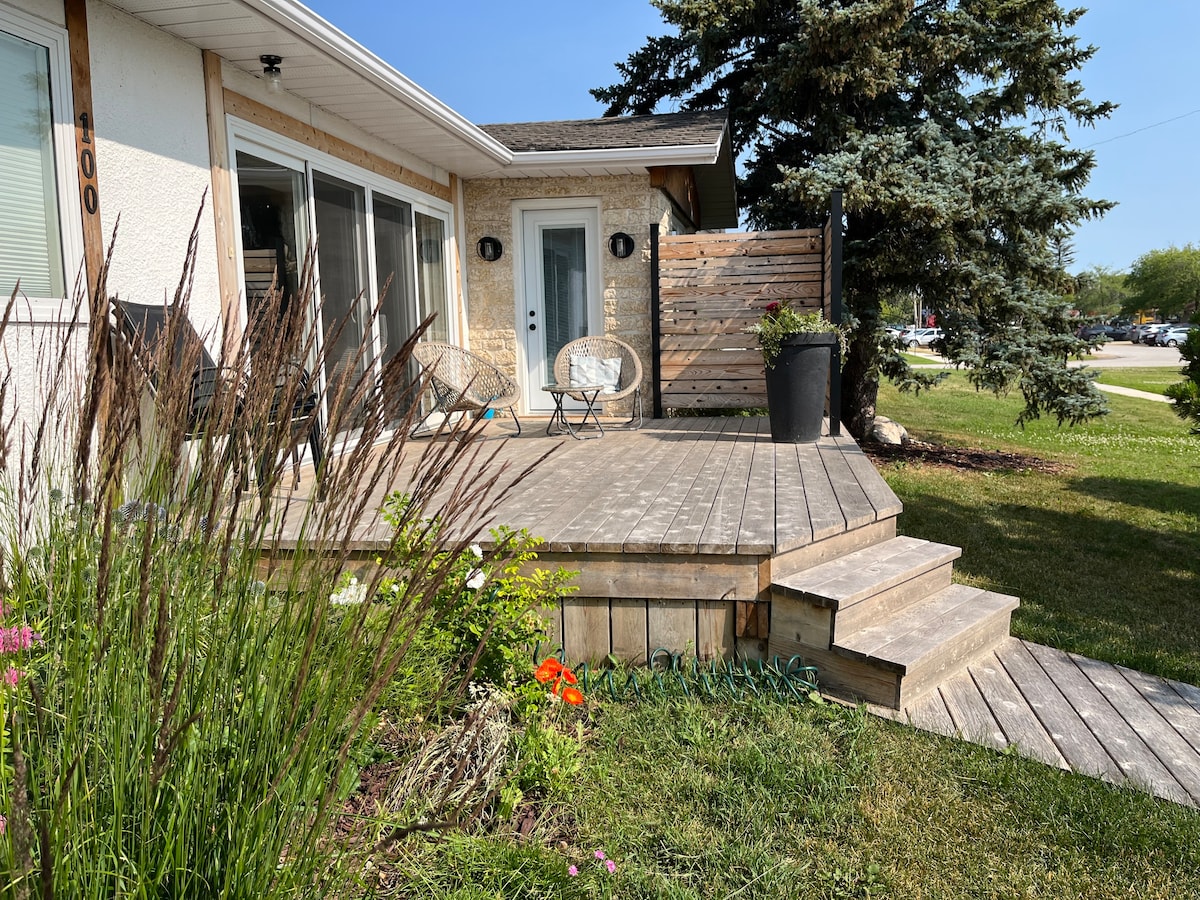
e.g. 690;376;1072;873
0;208;556;898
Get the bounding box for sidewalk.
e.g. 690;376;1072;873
1094;383;1171;403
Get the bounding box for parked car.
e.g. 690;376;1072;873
901;327;944;348
1156;324;1197;347
1126;323;1155;343
1076;323;1118;341
1140;324;1173;345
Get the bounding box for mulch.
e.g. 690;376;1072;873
861;438;1069;474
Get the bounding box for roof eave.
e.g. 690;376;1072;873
236;0;513;167
502;142;723;172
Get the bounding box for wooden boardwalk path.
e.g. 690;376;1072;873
879;638;1200;808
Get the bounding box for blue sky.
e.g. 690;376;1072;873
306;1;1199;276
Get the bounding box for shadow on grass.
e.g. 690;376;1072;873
1066;475;1200;518
894;484;1200;688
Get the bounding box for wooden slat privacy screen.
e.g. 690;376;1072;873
653;218;841;416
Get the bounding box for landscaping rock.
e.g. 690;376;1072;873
871;416;908;446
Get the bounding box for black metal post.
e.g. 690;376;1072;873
828;190;844;437
650;223;664;420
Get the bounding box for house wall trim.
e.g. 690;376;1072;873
221;89;453;204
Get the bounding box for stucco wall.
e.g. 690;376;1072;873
463;174;676;412
4;0;61;26
88;0;223;343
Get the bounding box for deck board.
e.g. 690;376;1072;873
818;443;878;531
968;651;1069;770
794;443;845;545
892;638;1200;808
625;419;733;553
661;418;749;553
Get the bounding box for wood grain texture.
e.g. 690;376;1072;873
657;231;830;411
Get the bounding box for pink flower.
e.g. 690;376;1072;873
606;859;616;874
567;865;578;877
594;850;605;860
0;814;6;835
4;667;20;687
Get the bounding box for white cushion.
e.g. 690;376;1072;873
569;355;622;393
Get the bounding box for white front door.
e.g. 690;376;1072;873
518;204;601;412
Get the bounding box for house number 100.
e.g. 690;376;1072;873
79;112;98;215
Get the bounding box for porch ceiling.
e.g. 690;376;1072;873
105;0;512;177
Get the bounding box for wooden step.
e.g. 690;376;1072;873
771;536;961;641
835;584;1019;707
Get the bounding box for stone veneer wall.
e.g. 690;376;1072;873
462;175;681;414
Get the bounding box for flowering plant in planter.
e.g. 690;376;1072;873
745;300;847;368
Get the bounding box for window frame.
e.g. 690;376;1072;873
227;117;457;344
0;6;85;323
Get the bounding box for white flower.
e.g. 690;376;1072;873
330;576;368;606
469;544;484;560
465;569;486;590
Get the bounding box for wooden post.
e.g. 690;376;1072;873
827;190;844;437
65;0;103;296
65;0;112;498
203;50;242;360
650;223;663;419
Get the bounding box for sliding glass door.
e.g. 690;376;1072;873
232;123;455;438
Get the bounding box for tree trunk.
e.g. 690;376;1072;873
839;329;880;441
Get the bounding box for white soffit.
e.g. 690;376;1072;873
103;0;513;177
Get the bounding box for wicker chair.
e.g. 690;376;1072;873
412;341;522;435
553;335;644;429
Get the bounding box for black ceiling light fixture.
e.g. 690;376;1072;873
609;231;635;259
259;54;283;93
477;236;503;262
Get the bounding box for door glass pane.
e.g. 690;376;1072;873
415;212;449;343
373;193;416;421
0;28;63;298
314;171;369;417
373;193;415;366
541;225;588;384
235;150;308;343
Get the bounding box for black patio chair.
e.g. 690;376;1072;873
115;300;325;494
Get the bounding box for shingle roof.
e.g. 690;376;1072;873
479;110;738;229
480;110;728;153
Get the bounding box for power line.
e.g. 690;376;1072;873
1083;107;1200;148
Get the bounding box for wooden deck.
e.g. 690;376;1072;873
268;416;1200;809
425;415;901;556
271;415;902;662
880;638;1200;808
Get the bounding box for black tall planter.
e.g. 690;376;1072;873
763;333;836;442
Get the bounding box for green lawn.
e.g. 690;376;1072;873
1093;366;1186;395
395;698;1200;899
381;376;1200;899
876;373;1200;685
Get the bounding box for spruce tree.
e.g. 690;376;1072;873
595;0;1115;437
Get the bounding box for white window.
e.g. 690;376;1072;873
0;8;83;321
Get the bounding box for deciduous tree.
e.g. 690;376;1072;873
1123;246;1200;320
595;0;1114;437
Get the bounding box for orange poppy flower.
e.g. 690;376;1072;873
561;686;584;705
535;658;563;683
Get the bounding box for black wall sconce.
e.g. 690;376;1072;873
609;232;636;259
477;236;503;262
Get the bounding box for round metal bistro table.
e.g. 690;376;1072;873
542;383;605;438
